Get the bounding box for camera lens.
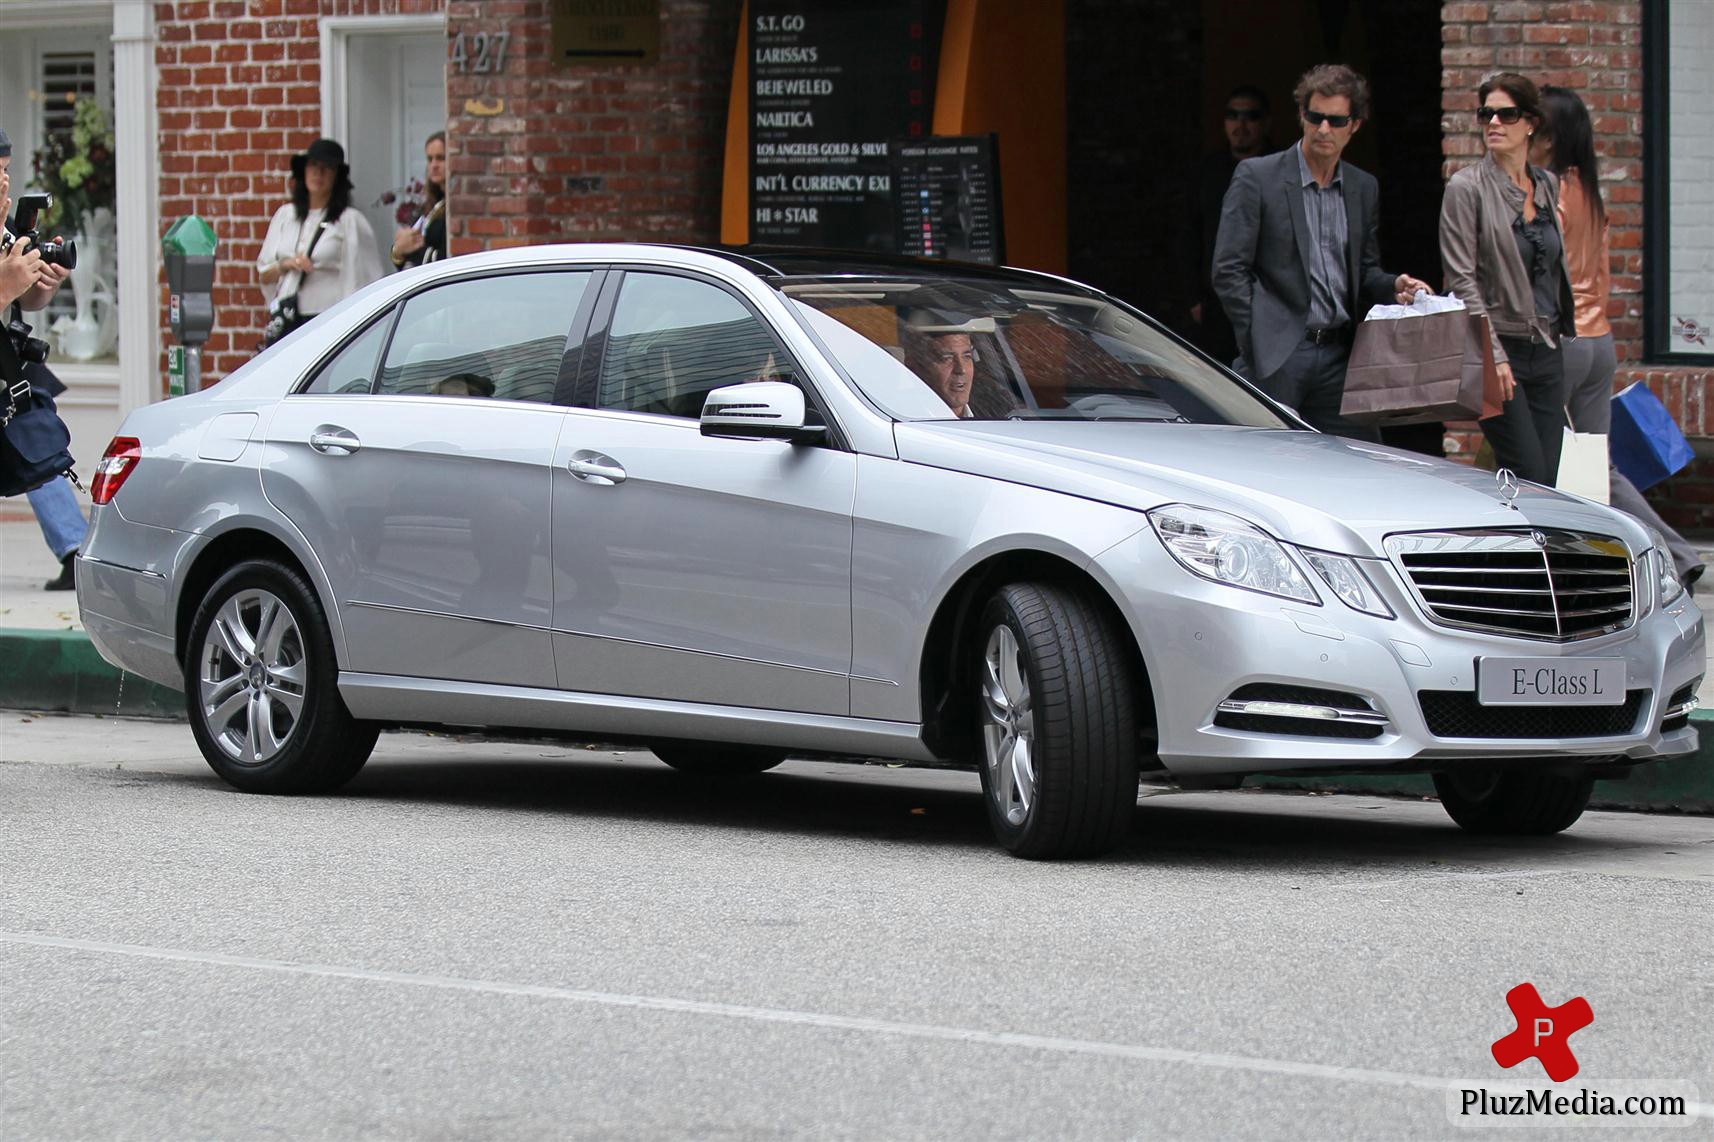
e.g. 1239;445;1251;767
39;238;77;271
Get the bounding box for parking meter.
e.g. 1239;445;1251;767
161;215;218;395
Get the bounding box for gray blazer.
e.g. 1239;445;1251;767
1211;146;1399;381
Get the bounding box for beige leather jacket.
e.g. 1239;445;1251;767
1438;154;1576;365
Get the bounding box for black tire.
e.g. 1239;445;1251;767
1432;768;1594;835
183;558;378;793
651;741;788;776
974;581;1139;859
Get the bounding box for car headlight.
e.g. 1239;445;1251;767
1654;544;1685;607
1147;505;1319;604
1299;549;1394;618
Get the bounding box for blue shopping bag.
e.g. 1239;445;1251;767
1609;381;1694;491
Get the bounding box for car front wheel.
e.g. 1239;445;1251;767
1431;768;1594;835
976;582;1139;859
184;559;378;793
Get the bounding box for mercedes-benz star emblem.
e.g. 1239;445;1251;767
1531;530;1548;547
1496;468;1521;504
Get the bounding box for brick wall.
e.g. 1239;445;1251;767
156;0;738;387
155;0;447;385
443;0;739;256
1440;0;1714;530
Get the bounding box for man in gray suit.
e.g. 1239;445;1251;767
1212;63;1429;438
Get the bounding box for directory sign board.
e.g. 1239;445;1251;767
748;1;932;250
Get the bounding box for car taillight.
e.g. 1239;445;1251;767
90;437;141;505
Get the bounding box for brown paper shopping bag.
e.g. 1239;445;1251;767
1342;309;1483;425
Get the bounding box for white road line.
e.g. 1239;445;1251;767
3;931;1709;1119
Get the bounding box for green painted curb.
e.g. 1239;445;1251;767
1251;709;1714;813
1;626;1709;811
0;629;182;720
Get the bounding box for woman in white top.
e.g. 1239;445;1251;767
256;138;384;339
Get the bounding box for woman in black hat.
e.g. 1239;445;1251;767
256;138;383;340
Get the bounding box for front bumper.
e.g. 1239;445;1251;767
1095;536;1705;778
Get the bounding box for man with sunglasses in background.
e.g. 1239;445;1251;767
1187;84;1273;365
1212;63;1430;438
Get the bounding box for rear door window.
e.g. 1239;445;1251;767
378;271;594;403
301;311;393;395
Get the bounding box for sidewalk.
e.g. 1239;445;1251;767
1;508;86;633
2;510;1711;808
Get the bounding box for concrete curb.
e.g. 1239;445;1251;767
1;626;1709;810
1249;737;1714;813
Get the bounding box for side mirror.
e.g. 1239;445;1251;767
699;381;826;443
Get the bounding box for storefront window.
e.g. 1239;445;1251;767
0;32;117;365
1647;0;1714;360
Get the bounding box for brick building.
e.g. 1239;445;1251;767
148;0;737;384
2;0;1710;525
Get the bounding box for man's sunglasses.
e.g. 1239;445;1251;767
1477;105;1526;125
1224;108;1265;122
1302;110;1354;128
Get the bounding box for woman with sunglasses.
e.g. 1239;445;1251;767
1439;72;1576;485
1532;86;1702;586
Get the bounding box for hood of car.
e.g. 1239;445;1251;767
893;421;1653;557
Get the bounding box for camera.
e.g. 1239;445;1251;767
3;193;77;270
6;311;49;364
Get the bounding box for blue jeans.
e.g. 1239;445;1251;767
27;476;88;560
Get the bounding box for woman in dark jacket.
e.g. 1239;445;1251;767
391;131;447;270
1439;72;1576;485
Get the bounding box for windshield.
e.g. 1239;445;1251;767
782;275;1292;427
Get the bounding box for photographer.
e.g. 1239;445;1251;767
2;127;86;590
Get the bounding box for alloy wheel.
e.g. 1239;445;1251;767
197;588;308;765
981;624;1037;827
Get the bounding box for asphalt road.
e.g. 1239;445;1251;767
2;714;1711;1140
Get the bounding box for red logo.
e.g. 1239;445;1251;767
1491;982;1593;1082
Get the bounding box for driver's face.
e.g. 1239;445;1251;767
913;333;976;415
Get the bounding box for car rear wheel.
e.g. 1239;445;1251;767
184;559;378;793
1431;768;1594;835
976;582;1138;859
650;741;788;776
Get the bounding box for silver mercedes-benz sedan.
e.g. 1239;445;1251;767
78;244;1702;858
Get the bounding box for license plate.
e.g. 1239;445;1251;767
1477;658;1627;706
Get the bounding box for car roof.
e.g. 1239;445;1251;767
642;244;1096;290
398;242;1105;300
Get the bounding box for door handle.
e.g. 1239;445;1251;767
309;426;361;455
568;451;626;486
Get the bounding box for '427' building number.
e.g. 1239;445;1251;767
451;31;511;74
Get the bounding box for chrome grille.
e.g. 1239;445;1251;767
1385;529;1635;641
